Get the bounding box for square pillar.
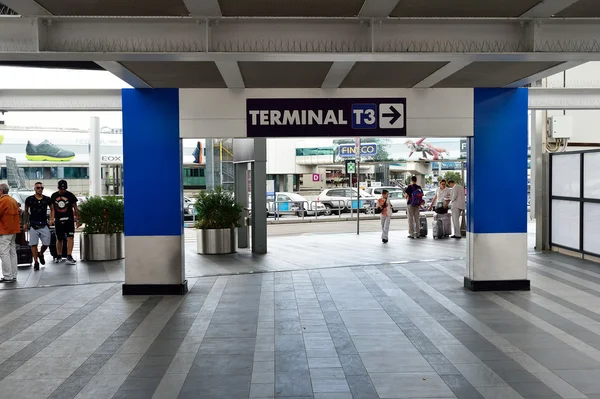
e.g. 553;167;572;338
252;138;267;254
121;88;187;295
465;88;530;291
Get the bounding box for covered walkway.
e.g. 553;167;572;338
0;249;597;398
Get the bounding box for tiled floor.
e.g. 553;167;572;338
0;250;599;398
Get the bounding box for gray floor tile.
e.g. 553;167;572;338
198;337;256;354
370;372;455;398
275;351;309;373
191;354;254;375
275;372;313;397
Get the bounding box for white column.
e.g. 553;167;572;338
89;117;101;197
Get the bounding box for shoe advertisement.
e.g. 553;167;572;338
0;127;205;166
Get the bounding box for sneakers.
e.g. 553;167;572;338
54;257;62;263
66;255;77;265
38;252;45;265
25;140;75;162
34;261;39;271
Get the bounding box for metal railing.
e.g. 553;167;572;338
270;199;345;220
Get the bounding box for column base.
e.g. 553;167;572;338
122;280;188;295
464;277;530;292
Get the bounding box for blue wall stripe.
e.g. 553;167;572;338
122;88;182;237
468;88;528;234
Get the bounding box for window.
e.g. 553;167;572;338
296;147;334;156
277;194;291;202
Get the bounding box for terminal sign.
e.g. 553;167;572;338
339;144;378;158
247;98;406;137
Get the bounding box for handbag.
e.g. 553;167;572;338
375;200;385;215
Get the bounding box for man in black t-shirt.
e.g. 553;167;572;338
24;182;53;270
404;176;423;239
50;180;79;265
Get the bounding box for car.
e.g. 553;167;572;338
268;192;327;217
316;188;376;215
363;186;405;196
386;191;408;213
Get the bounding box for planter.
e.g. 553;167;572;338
196;228;236;255
80;232;125;261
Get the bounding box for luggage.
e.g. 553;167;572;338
16;231;32;266
419;215;428;237
433;213;451;239
49;228;68;259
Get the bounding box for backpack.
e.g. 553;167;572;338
410;186;424;207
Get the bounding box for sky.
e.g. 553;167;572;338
0;66;129;130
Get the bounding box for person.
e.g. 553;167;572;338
0;183;21;282
448;180;466;239
50;180;79;265
404;176;423;239
429;179;451;212
376;189;393;244
24;182;53;270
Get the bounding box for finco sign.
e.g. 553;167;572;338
246;98;406;137
339;143;378;158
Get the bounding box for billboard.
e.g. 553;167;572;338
0;129;205;165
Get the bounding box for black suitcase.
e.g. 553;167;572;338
419;215;428;237
15;231;32;266
49;228;68;259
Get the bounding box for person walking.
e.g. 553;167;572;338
377;189;393;244
404;176;424;239
448;180;466;239
50;180;79;265
0;184;21;282
24;182;53;270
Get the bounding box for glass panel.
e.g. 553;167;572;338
551;199;580;250
584;152;600;199
584;202;600;255
552;154;580;198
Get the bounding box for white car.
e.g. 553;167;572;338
316;188;376;215
364;186;404;196
268;192;326;217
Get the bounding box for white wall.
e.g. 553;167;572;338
545;62;600;145
179;88;474;139
266;139;313;174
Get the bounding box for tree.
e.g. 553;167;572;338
441;171;463;185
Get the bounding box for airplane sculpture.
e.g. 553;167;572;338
405;138;449;160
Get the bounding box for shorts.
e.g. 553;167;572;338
55;221;75;239
30;226;51;246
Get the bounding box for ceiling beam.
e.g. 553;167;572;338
358;0;400;17
520;0;580;18
413;61;472;88
214;61;245;88
95;61;152;89
504;61;585;88
322;62;355;89
182;0;222;16
0;0;50;15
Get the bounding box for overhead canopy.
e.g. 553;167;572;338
0;0;599;89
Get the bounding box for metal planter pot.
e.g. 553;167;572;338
80;233;125;261
196;228;236;255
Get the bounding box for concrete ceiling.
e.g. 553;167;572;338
0;0;597;89
390;0;543;18
7;0;599;18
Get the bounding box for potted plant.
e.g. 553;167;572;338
78;196;125;261
195;187;243;255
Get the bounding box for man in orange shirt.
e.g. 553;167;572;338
0;183;21;282
377;189;393;244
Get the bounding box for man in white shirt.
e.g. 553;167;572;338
448;180;465;239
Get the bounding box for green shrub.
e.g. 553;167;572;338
78;196;124;234
194;187;243;230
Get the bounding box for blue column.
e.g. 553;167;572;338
121;88;187;295
466;88;529;291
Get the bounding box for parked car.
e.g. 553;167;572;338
316;188;376;215
364;186;404;196
386;191;408;213
268;192;326;217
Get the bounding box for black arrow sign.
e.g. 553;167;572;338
383;105;401;125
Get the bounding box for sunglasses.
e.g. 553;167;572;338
35;187;44;190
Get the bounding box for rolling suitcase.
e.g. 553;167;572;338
16;231;32;266
419;215;428;237
433;213;451;239
49;228;68;260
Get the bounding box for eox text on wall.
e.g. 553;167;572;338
246;98;406;138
